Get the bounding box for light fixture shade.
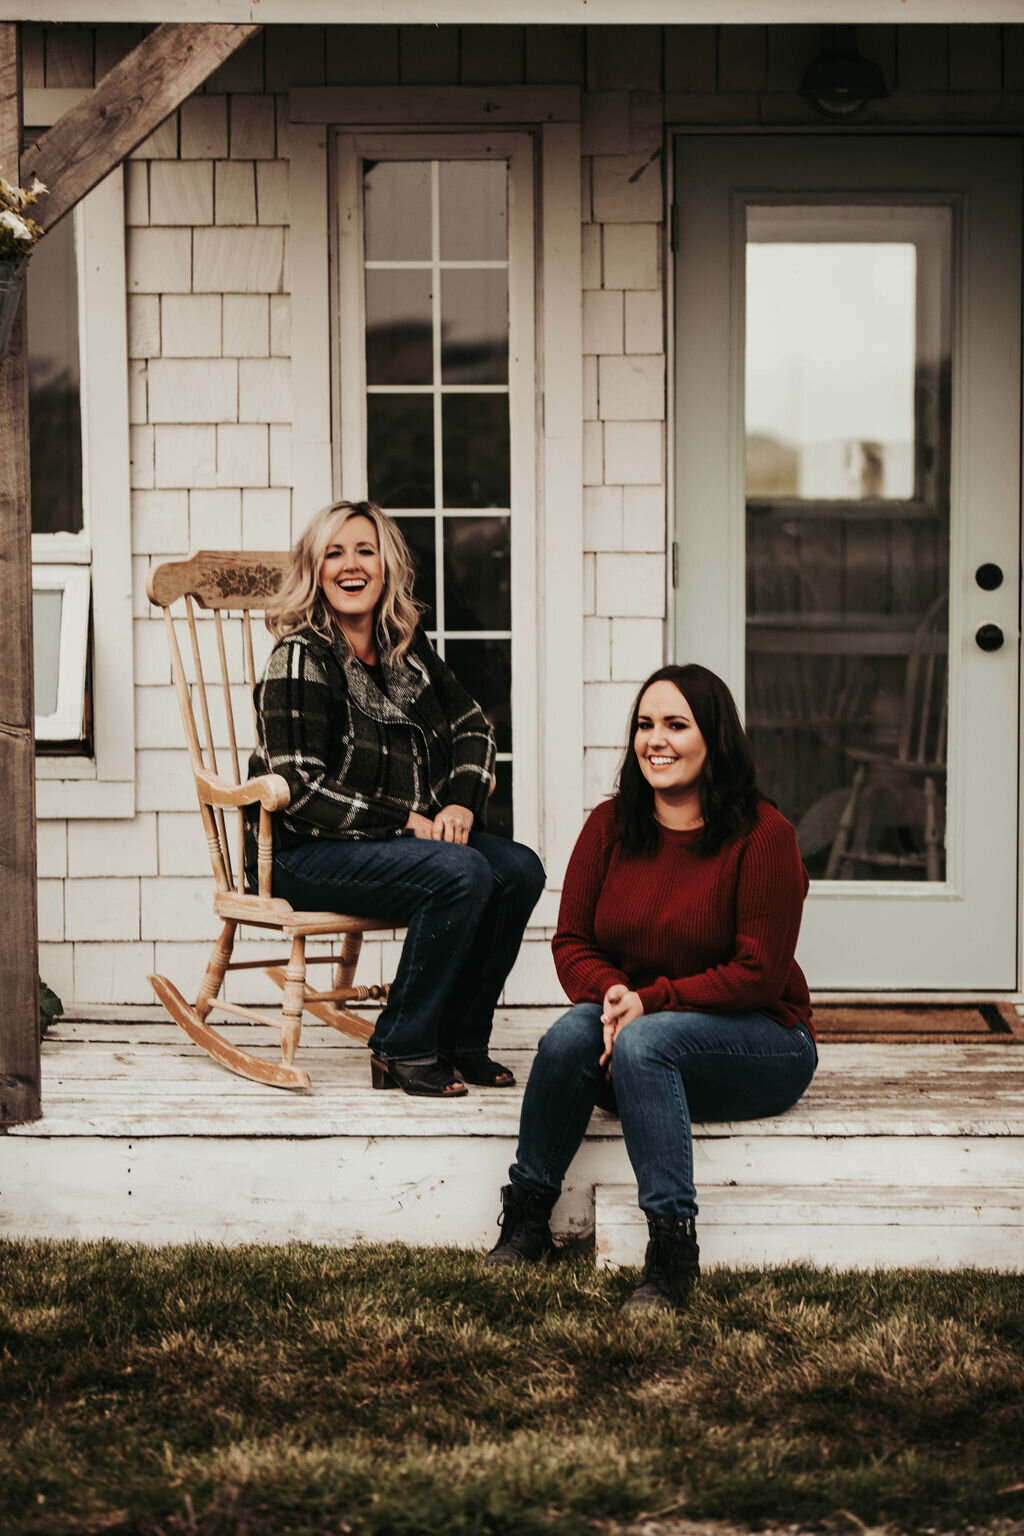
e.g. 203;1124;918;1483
800;26;888;117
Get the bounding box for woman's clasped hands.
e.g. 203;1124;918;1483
599;982;643;1069
405;806;475;844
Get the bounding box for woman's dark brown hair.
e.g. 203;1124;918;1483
615;663;761;857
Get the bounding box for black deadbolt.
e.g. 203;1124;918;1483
976;563;1004;591
976;623;1004;652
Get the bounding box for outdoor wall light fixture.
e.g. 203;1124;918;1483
800;25;888;118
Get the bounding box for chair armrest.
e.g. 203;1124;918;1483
194;767;291;812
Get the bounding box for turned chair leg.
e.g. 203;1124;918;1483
195;921;237;1021
923;774;941;882
281;935;307;1067
825;765;866;880
335;930;363;991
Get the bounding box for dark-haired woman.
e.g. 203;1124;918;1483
484;664;816;1310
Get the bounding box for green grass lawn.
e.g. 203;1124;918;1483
1;1241;1022;1536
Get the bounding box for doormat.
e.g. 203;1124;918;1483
811;1001;1024;1043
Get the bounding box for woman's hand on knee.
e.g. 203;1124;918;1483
405;811;436;840
432;805;474;844
599;985;643;1066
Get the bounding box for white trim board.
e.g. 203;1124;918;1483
4;3;1019;24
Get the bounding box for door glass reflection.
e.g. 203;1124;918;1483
744;206;952;882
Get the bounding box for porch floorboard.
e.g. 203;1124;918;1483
3;1008;1022;1267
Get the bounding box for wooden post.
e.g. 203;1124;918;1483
0;23;41;1126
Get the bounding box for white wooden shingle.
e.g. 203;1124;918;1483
583;484;623;551
598;354;665;420
592;154;663;222
37;880;64;944
129;425;155;489
584;680;639;745
127;228;192;293
65;879;141;943
624;290;663;353
239;357;291;422
161;295;222;358
595;551;666;616
124;161;149;226
157;812;214;878
270;294;291;356
270;424;293;489
242;487;292;548
230;94;276;160
127;295;160;359
582;288;623;354
215;161;257;225
68;817;158;880
603;419;663;484
603;223;659;289
583;354;597;419
193;228;284;293
141;877;220;942
217;424;270;487
36;821;68;880
223;294;270;356
583;419;603;485
130;116;178;160
134;686;186;751
128;359;148;425
583;615;611;681
136;749;198;813
150;161;214;226
189;488;242;546
154;425;218;489
584;745;621;807
581;92;630;156
257;160;290;224
133;621;172;688
131;489;189;555
73;945;157;1007
623;484;665;550
611;616;663;680
181;96;229;160
148;359;238;424
582;222;602;288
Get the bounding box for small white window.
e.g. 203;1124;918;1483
32;566;91;744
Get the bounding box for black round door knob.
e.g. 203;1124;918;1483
976;563;1004;591
976;623;1004;652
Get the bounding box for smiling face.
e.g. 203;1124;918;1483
319;513;385;628
634;679;708;813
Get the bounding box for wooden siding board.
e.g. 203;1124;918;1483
21;23;44;89
460;25;525;85
587;25;662;92
325;25;400;85
948;23;1002;91
94;24;147;84
525;25;584;85
264;23;325;90
766;23;817;92
203;30;264;93
718;24;768;92
399;24;460;84
664;25;716;93
897;24;949;91
44;24;94;88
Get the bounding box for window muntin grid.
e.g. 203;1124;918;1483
362;157;514;834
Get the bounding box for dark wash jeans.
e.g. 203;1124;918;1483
510;1003;817;1218
272;829;545;1063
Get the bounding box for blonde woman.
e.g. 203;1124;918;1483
246;500;545;1097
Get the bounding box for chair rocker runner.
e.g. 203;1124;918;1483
146;550;395;1090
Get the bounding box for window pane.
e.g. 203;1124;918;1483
32;589;62;715
486;759;513;838
446;638;512;753
439;161;507;261
367;394;435;508
395;515;437;627
444;516;511;631
365;270;433;385
746;235;917;501
442;395;510;508
364;161;431;261
441;270;508;385
27;215;83;535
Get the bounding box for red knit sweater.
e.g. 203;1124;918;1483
552;798;814;1037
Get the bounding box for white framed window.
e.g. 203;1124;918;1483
333;133;535;840
26;89;134;817
288;90;583;901
32;565;91;742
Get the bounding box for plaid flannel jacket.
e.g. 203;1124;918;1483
244;624;496;870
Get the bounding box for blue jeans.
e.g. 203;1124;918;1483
272;830;545;1063
510;1003;816;1218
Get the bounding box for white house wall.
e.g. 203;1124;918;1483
32;20;1024;1007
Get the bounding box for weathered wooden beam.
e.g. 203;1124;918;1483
21;21;262;233
0;24;41;1127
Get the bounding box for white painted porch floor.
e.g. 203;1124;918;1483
3;1006;1023;1270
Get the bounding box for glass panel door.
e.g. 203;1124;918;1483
744;206;951;882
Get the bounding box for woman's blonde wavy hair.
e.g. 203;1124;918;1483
266;500;423;662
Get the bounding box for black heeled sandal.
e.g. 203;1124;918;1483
438;1051;515;1087
370;1057;468;1096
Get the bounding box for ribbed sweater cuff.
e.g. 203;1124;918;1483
636;982;671;1015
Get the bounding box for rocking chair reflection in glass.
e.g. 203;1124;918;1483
824;594;948;881
146;551;393;1090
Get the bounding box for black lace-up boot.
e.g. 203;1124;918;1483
482;1183;557;1268
621;1213;700;1313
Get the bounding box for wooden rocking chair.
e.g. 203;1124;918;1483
146;551;394;1090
